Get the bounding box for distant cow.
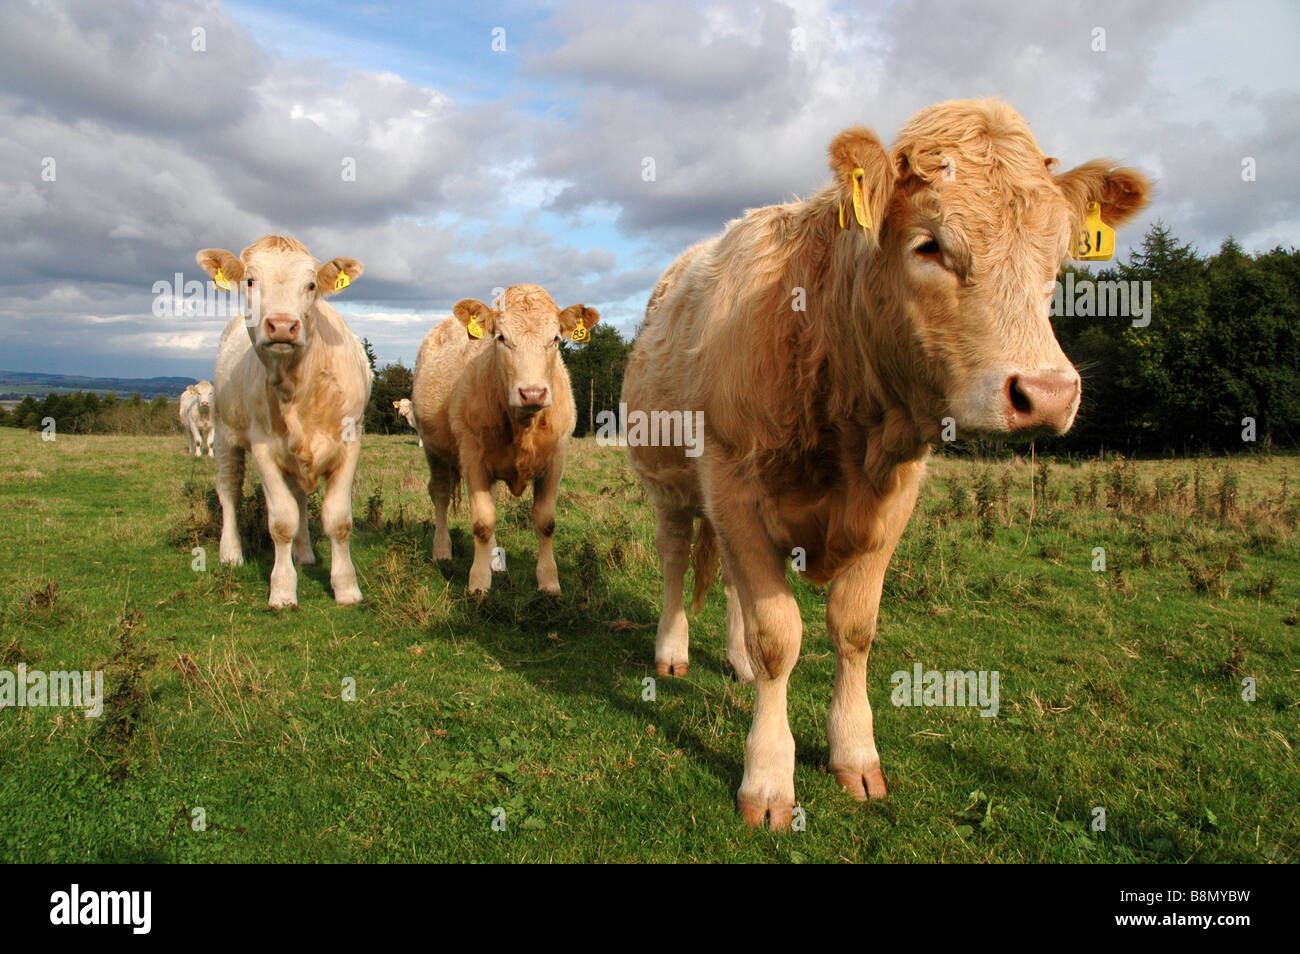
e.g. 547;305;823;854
179;381;215;457
412;285;597;594
197;234;372;608
393;397;422;446
622;99;1150;828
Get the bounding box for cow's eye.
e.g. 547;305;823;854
916;239;942;257
496;333;506;343
307;282;316;292
552;335;561;346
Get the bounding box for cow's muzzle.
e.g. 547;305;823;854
1002;369;1081;436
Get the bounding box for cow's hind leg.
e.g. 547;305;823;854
291;484;315;566
532;448;564;594
215;431;245;566
427;454;454;561
720;550;754;683
826;467;919;802
653;503;693;676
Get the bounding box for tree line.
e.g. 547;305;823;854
4;224;1296;455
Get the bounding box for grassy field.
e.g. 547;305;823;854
0;426;1296;863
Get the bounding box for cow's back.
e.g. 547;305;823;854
412;316;477;462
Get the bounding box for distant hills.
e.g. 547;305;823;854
0;370;196;400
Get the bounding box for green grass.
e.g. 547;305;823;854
0;428;1296;862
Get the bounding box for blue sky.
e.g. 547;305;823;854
1;0;1297;379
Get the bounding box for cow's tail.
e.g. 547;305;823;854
690;517;721;614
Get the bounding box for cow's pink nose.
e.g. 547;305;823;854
1005;370;1081;434
264;314;300;342
518;386;548;407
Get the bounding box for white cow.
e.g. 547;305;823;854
197;234;372;608
179;380;215;456
393;397;422;446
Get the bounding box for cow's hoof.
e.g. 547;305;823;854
220;553;244;567
832;764;889;801
268;595;298;609
433;545;452;562
334;587;362;606
294;548;317;566
656;659;689;677
538;582;561;596
737;791;795;830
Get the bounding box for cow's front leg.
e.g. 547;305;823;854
710;482;801;828
250;444;299;608
291;484;316;566
462;454;496;594
189;423;203;456
532;449;563;594
322;440;362;605
826;465;919;801
205;429;215;457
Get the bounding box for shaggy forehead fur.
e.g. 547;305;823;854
241;234;313;263
891;98;1073;276
498;284;561;331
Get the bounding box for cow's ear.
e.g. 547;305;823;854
828;126;895;242
316;257;364;296
196;248;244;284
453;298;496;339
1055;160;1151;229
558;304;599;339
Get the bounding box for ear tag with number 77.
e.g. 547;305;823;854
1073;202;1115;261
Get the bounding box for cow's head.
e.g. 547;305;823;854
453;285;598;420
394;397;413;417
831;99;1150;441
193;380;214;417
196;235;362;370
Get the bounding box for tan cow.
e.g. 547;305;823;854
393;397;422;446
197;234;372;608
622;98;1150;828
412;285;597;594
179;380;215;457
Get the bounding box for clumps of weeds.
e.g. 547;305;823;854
27;581;58;611
1215;467;1239;520
1192;461;1205;514
973;470;997;540
166;476;221;548
1135;519;1156;568
1180;545;1242;598
1218;636;1247;680
365;489;384;530
0;635;26;666
947;480;970;517
93;607;159;782
1246;573;1279;602
1105;455;1140;510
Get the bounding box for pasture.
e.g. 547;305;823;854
0;427;1295;863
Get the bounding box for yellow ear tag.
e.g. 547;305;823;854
467;314;483;339
851;167;872;231
334;270;351;291
570;317;588;343
213;268;231;291
838;200;847;230
1073;201;1115;261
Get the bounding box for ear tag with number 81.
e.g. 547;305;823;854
1073;201;1115;261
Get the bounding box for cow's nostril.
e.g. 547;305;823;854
1008;376;1033;415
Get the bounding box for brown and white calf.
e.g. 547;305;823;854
393;397;422;446
179;380;215;456
622;98;1150;828
412;284;597;594
197;234;372;608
